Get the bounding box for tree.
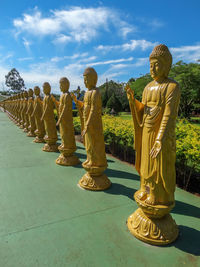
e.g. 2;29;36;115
129;74;152;102
102;79;109;107
106;93;122;113
169;61;200;118
5;68;26;92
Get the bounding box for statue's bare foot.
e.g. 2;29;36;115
136;190;147;200
145;194;156;205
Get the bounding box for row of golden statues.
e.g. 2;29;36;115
0;44;180;246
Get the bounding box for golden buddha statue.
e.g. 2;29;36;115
17;93;22;127
19;91;29;131
23;91;30;132
126;44;180;245
55;77;80;166
32;86;45;143
71;92;85;145
15;94;20;124
26;88;36;137
78;67;111;190
41;82;58;152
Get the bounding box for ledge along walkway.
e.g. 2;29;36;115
0;110;199;267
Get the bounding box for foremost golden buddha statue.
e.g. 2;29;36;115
77;67;111;190
56;77;80;166
26;88;36;137
32;86;45;143
126;44;180;245
41;82;58;152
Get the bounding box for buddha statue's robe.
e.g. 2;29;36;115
27;96;36;134
43;95;57;143
33;96;45;138
129;78;180;204
83;88;107;169
59;92;76;152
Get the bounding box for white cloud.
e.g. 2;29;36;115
170;45;200;62
50;53;95;63
96;39;157;53
13;7;135;44
0;65;9;90
88;57;134;66
18;57;34;61
23;38;31;51
0;53;13;63
52;34;72;45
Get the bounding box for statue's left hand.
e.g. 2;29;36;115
150;140;162;158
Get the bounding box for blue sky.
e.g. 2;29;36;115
0;0;200;93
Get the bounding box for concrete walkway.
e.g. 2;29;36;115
0;111;199;267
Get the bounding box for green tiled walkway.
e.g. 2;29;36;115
0;111;199;267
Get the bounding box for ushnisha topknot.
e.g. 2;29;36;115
149;44;172;76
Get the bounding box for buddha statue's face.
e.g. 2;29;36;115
60;79;69;93
34;87;40;96
43;83;51;95
28;89;33;97
23;91;28;98
83;74;96;90
150;58;166;82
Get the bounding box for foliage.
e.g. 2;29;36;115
129;74;152;102
106;93;122;113
73;115;200;193
5;68;26;92
169;61;200;118
99;80;129;112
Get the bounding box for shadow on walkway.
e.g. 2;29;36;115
106;168;139;181
172;200;200;219
105;183;136;200
172;225;200;256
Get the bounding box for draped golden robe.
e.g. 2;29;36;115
59;92;76;152
83;88;107;169
129;78;180;203
43;95;57;143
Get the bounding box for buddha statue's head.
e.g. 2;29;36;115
23;91;28;99
43;82;51;95
28;88;33;97
59;77;70;93
83;67;98;90
34;86;40;96
149;44;172;82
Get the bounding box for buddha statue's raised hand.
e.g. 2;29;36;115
124;84;134;100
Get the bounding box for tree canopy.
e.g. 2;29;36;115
5;68;26;92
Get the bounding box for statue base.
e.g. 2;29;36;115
33;136;45;143
42;143;58;152
56;153;80;166
27;131;36;137
127;208;178;245
79;172;111;191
